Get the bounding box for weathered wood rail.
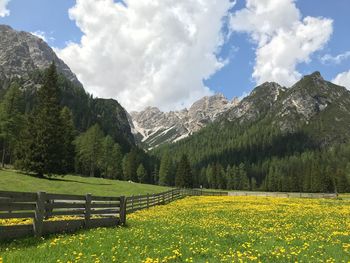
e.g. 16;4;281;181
228;191;337;198
0;189;227;240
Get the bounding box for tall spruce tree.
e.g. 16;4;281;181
159;152;172;186
75;124;104;177
0;82;24;167
137;163;147;183
175;154;193;188
60;107;75;173
22;63;65;177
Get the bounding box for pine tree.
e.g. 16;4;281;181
60;107;75;173
0;82;24;167
75;124;104;177
158;152;173;186
137;163;147;183
22;63;65;177
122;148;138;182
175;154;193;188
100;135;123;179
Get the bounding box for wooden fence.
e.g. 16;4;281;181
0;190;126;240
228;191;337;198
0;189;228;240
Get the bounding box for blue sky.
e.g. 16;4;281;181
1;0;350;111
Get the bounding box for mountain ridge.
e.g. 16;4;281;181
130;93;239;149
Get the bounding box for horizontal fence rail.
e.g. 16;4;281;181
228;191;338;199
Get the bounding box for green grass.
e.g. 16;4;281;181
1;196;349;262
0;169;170;196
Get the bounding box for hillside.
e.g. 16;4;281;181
0;25;134;151
153;72;350;193
0;170;169;196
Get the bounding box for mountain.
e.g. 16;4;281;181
154;72;350;162
130;94;239;149
0;25;79;85
0;25;134;151
151;72;350;192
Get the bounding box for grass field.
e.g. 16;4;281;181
1;196;349;262
0;169;170;196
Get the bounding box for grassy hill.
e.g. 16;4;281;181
0;170;170;196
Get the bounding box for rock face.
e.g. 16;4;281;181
132;71;350;150
0;24;135;151
0;25;80;85
130;94;239;149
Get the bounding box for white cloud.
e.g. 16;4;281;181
230;0;333;87
31;31;47;42
321;51;350;65
333;71;350;90
31;30;55;43
58;0;234;111
0;0;10;17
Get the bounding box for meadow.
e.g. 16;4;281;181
0;170;169;196
1;196;349;262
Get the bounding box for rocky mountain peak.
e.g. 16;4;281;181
130;93;239;149
0;24;80;85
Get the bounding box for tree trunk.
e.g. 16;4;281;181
1;143;6;168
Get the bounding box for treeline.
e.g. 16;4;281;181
0;64;156;181
154;118;350;193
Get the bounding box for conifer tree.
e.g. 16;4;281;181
137;163;147;183
60;107;75;173
159;152;173;186
75;124;104;177
100;135;123;179
175;154;193;188
0;82;24;167
22;63;65;177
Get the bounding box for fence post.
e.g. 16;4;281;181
139;194;141;210
119;196;126;225
85;193;92;228
33;191;46;237
162;192;165;204
171;189;174;201
147;193;149;209
131;195;134;212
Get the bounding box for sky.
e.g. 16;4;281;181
0;0;349;112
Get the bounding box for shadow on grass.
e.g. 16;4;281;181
18;171;113;186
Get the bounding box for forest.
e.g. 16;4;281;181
0;64;349;193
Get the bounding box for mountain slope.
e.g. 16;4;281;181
130;94;239;149
153;72;350;164
0;25;134;151
0;25;79;85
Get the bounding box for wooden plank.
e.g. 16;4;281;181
0;225;33;240
91;196;121;201
90;209;119;215
50;210;85;216
46;193;85;201
43;220;84;235
85;194;92;228
0;212;35;219
87;218;119;228
46;203;86;209
91;203;120;209
33;192;46;237
0;202;36;211
0;191;37;200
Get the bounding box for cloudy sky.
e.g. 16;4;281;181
1;0;350;111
